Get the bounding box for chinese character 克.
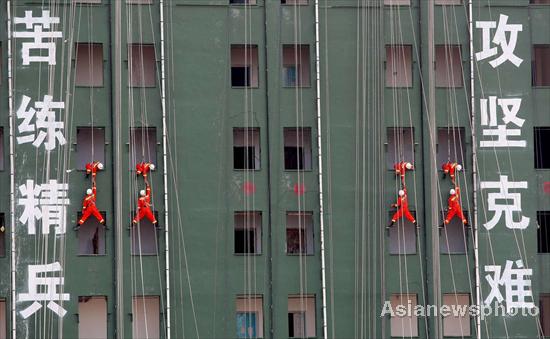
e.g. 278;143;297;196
480;175;529;230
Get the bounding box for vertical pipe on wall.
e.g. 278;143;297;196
158;0;171;337
313;1;328;338
6;1;16;338
112;0;124;337
427;0;442;337
468;0;481;338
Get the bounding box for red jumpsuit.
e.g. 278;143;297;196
86;161;103;181
444;187;467;224
133;185;157;224
136;162;154;178
442;162;460;184
394;161;413;186
79;185;105;225
390;190;416;224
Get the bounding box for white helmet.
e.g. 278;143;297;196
97;162;104;170
86;188;92;195
405;162;413;170
140;190;146;197
456;164;462;171
398;189;405;196
450;188;456;195
149;164;155;171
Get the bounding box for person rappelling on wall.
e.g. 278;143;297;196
387;188;418;229
136;162;155;184
442;161;462;185
86;161;104;183
132;184;158;225
442;186;468;227
394;161;413;187
75;182;106;230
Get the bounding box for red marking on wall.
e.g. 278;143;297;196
243;182;256;195
294;183;306;196
544;182;550;194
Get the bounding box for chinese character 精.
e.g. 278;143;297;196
18;179;69;235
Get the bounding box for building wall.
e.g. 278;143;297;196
0;0;548;338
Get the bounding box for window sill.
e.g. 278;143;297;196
234;168;261;172
533;86;550;89
389;253;418;256
282;85;312;89
234;253;262;256
77;254;107;257
286;253;314;256
75;85;106;88
131;254;159;257
232;86;260;89
284;169;313;172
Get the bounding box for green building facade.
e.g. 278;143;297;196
0;0;549;338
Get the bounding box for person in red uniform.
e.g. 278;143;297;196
85;161;104;183
442;161;462;184
133;184;157;225
136;162;155;183
388;188;417;228
443;187;467;226
394;161;413;186
76;182;105;228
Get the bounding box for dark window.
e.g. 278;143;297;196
435;45;463;87
78;296;107;339
388;211;416;255
282;45;310;87
130;127;157;167
386;45;412;87
533;45;550;86
233;128;260;170
531;0;550;4
288;312;306;337
77;213;106;255
437;127;465;168
535;127;550;169
128;44;156;87
231;45;259;87
76;127;105;170
440;213;468;254
387;127;414;169
284;128;312;170
231;0;257;4
538;212;550;253
286;212;314;255
234;212;262;254
131;213;158;255
75;43;103;86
